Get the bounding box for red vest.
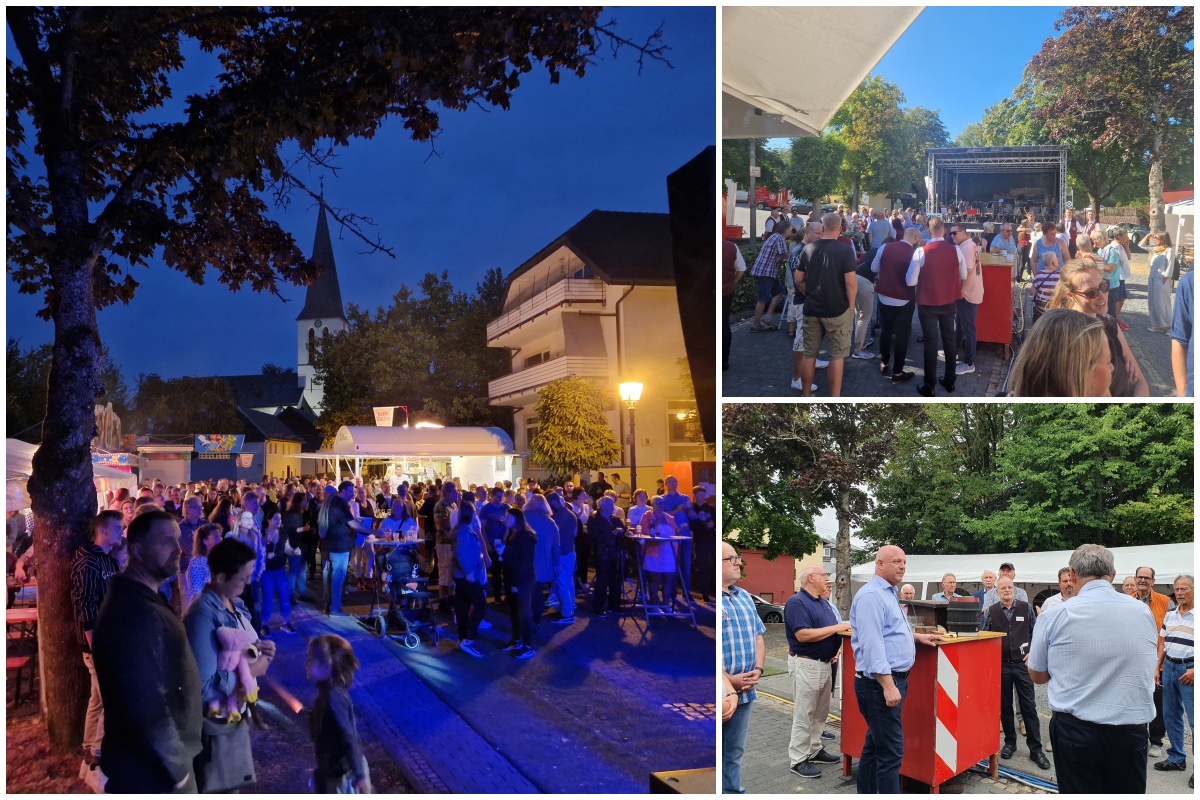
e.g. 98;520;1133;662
916;240;962;307
874;241;915;302
722;240;739;296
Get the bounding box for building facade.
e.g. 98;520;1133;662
486;211;708;486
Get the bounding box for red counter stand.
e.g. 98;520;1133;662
839;632;1005;793
977;256;1015;358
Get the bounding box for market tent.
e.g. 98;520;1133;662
1164;196;1194;270
6;439;137;512
723;7;924;139
323;426;517;458
850;542;1194;594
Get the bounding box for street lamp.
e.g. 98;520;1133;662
618;381;643;494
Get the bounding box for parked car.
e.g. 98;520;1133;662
750;593;785;623
789;198;813;215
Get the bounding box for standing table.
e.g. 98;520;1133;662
627;534;697;629
839;631;1006;793
978;252;1017;358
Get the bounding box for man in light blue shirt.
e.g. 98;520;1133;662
931;572;957;601
849;545;943;794
1028;543;1156;794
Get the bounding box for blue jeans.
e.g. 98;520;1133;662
288;554;307;599
854;675;907;794
260;567;290;625
323;551;350;613
555;551;576;618
722;698;753;793
955;298;978;366
1163;659;1195;765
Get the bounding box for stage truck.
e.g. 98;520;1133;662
924;145;1069;226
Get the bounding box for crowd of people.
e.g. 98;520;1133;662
32;467;717;792
722;204;1194;397
722;542;1194;794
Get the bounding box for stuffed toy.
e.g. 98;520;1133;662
212;625;260;721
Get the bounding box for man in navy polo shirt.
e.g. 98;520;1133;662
785;565;851;779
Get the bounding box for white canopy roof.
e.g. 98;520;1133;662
6;439;137;512
850;543;1195;587
321;426;518;458
723;7;924;138
1165;197;1194;215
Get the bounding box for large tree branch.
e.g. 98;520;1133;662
6;8;57;115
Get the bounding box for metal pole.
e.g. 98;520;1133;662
748;140;757;241
629;406;638;496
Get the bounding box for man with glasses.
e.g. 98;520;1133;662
722;542;764;794
989;223;1018;259
785;565;851;779
1133;566;1175;758
906;216;966;396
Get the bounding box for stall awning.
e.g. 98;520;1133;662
7;439;138;512
723;7;924;139
302;426;519;459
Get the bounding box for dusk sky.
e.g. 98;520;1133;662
6;7;715;384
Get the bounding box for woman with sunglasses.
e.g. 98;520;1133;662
1046;260;1148;396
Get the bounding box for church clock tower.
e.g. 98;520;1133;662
296;204;347;414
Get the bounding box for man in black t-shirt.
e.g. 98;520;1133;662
794;212;858;397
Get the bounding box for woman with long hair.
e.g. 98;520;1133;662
209;496;236;535
523;494;560;630
501;507;538;659
1141;231;1175;331
1008;308;1113;397
1046;259;1148;396
282;492;310;602
232;510;266;634
639;496;678;606
451;503;490;657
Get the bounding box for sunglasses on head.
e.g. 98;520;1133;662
1072;283;1110;299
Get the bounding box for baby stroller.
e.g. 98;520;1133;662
371;540;439;648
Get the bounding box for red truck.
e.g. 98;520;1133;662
753;186;790;209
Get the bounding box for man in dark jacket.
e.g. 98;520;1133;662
589;497;626;615
93;510;203;793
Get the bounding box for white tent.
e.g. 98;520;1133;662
723;7;924;139
6;439;137;513
1164;197;1193;274
850;543;1195;597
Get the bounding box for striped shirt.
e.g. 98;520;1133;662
1160;606;1194;661
1027;578;1156;725
70;543;121;652
722;584;765;704
749;232;788;278
1032;268;1061;311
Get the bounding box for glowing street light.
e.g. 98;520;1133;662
618;381;644;493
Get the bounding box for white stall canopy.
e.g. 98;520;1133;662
850;542;1195;595
723;6;924;139
1164;197;1194;273
7;439;137;513
302;426;520;487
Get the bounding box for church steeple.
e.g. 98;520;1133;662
296;202;348;415
296;203;346;322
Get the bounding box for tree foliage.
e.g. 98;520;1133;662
863;404;1194;554
312;269;511;442
1026;6;1194;231
5;6;667;751
6;339;130;444
128;374;242;435
828;76;910;206
899;106;950;198
721;138;787;192
528;376;622;479
783;135;845;207
723;403;917;617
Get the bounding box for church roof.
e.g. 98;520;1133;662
220;372;306;410
297;204;347;321
507;210;675;286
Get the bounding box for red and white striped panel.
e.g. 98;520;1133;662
934;645;961;776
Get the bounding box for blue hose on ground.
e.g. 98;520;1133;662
967;761;1059;793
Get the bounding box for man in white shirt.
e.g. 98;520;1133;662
1039;567;1074;614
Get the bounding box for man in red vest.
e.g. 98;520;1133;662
906;216;966;396
723;239;746;371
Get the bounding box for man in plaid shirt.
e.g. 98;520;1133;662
722;541;765;793
749;220;792;332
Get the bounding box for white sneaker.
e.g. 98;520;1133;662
815;359;830;369
852;350;874;360
936;350;946;361
790;378;818;392
955;363;975;375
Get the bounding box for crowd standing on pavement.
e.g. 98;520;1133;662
22;467;716;792
725;203;1193;397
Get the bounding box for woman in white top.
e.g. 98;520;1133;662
639;496;677;606
1140;231;1175;331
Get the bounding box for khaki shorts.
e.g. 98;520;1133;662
803;306;854;360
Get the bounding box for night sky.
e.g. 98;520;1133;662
6;7;716;384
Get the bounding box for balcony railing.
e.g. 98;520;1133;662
487;277;606;342
488;355;609;401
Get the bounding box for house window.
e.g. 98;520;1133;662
523;351;551;369
666;399;706;461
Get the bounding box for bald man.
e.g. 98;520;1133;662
849;546;943;793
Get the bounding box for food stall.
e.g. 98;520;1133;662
301;426;519;486
6;439;137;514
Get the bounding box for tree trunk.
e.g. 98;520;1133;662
852;176;862;214
26;146;101;752
835;489;853;619
1148;153;1165;234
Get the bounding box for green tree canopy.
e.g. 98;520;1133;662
828;76;910;207
783;135;845;208
128;374;242;435
1026;6;1194;231
722;138;787;193
7;339;130;444
528;376;623;479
